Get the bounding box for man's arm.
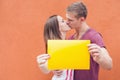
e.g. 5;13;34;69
88;44;112;70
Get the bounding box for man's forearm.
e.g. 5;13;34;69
98;48;112;70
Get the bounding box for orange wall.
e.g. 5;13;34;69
0;0;119;80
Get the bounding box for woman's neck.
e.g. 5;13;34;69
60;32;66;40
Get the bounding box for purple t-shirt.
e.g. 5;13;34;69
69;28;105;80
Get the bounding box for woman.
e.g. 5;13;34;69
36;15;73;80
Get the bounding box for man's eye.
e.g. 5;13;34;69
68;19;73;21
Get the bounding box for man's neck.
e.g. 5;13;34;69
75;22;90;39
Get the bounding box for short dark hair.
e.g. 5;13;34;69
44;15;61;52
66;2;88;19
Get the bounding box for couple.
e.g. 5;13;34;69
37;2;112;80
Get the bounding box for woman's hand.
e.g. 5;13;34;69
52;70;63;76
37;54;50;67
36;54;50;73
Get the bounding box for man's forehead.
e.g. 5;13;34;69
66;13;72;17
66;13;76;20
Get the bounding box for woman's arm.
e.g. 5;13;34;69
36;54;50;73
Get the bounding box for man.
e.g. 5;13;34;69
66;1;112;80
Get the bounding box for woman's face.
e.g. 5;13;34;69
57;16;71;33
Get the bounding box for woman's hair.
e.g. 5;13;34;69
44;15;61;52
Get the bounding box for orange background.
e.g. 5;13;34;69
0;0;119;80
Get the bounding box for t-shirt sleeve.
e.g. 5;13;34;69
91;33;105;48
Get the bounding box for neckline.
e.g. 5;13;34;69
72;28;92;40
80;28;92;39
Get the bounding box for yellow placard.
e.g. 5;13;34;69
48;40;90;70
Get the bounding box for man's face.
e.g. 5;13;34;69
66;12;80;29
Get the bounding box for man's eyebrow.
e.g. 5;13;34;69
68;18;73;21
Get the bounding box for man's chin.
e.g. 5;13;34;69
69;26;72;28
70;27;73;29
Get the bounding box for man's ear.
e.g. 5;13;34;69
79;17;85;22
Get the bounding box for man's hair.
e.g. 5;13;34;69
66;2;88;19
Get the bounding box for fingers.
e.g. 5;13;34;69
52;70;63;76
88;44;101;57
36;54;50;66
88;44;101;52
88;44;100;50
